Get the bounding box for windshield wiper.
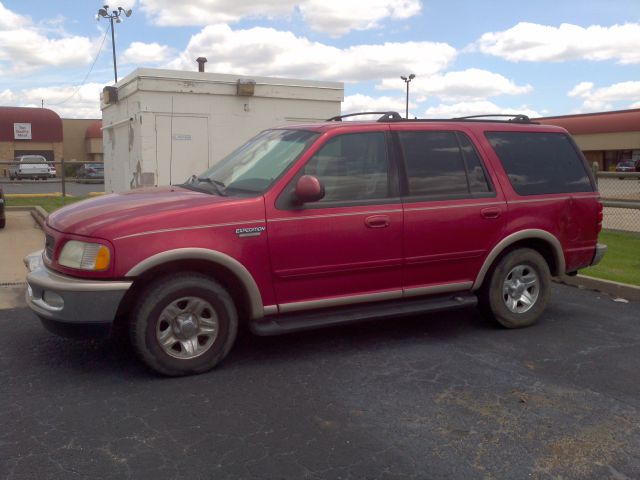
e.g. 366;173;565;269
196;177;227;196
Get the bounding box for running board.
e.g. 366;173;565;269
250;293;477;336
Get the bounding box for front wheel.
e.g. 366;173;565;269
479;248;551;328
130;273;238;376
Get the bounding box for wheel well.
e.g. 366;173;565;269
476;237;560;292
491;238;559;279
114;259;252;328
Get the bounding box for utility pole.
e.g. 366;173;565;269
400;74;415;119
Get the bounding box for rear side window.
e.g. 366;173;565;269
486;132;593;195
397;131;492;198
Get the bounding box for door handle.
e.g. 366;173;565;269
481;207;501;219
365;215;390;228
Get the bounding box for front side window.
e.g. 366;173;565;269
302;132;389;203
486;131;594;195
397;131;492;198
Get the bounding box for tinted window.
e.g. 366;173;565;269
398;131;491;197
486;132;593;195
459;134;491;193
303;132;389;202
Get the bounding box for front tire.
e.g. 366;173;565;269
130;273;238;376
479;248;551;328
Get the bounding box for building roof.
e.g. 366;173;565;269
0;106;63;142
537;109;640;135
85;120;103;139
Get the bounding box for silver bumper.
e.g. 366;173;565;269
24;250;132;324
591;243;607;267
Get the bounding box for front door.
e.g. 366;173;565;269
266;130;403;311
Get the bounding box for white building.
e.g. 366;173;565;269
101;68;344;192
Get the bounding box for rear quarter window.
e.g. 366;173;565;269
485;131;594;195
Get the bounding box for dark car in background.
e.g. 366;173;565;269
76;163;104;180
0;185;5;229
615;161;637;173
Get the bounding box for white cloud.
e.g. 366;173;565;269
140;0;421;35
122;41;172;65
299;0;421;36
475;22;640;64
568;80;640;112
0;3;97;74
424;101;541;119
166;24;456;82
378;68;532;101
1;83;104;118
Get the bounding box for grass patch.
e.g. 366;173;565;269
5;195;86;213
582;230;640;286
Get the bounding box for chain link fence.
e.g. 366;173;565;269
0;160;103;198
597;171;640;233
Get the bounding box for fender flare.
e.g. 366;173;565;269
126;248;264;320
472;229;565;291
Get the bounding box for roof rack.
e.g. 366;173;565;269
326;112;537;124
326;111;404;122
451;114;533;123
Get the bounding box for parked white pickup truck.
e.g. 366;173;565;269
8;155;50;180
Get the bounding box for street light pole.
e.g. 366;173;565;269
400;74;416;119
97;5;133;84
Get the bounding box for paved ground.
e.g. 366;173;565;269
1;285;639;479
0;211;44;309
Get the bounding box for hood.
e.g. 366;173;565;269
47;186;247;238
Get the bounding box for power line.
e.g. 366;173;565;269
48;26;109;107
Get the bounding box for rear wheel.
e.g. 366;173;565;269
479;248;551;328
130;273;238;376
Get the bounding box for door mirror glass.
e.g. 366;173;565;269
295;175;325;203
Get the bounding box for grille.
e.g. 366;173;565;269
45;234;55;260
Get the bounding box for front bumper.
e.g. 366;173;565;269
24;250;132;327
591;243;607;267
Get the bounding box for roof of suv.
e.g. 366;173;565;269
282;112;570;134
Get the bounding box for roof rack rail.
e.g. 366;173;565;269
327;111;403;122
452;114;533;123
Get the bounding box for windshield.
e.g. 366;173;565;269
187;129;318;195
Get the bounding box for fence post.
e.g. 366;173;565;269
591;162;599;187
61;157;66;198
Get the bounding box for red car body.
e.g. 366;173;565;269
25;115;606;375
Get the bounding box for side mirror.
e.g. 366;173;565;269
295;175;325;203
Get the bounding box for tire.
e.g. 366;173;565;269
478;248;551;329
130;273;238;376
0;217;5;229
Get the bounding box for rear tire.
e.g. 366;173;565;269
130;273;238;376
479;248;551;328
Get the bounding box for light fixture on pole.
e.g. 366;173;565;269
97;5;133;84
400;74;415;119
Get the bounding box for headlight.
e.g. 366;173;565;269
58;240;111;271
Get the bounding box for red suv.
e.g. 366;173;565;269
24;112;606;376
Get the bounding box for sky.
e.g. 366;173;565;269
0;0;639;119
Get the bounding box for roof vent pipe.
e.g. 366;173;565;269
196;57;207;72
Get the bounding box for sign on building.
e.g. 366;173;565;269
14;123;32;140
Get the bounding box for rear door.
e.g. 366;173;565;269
395;127;507;295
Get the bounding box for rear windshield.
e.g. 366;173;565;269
485;131;593;195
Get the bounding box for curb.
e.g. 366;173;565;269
30;206;48;229
556;275;640;302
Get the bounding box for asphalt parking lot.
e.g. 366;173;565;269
1;284;639;479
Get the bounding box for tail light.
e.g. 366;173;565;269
596;200;603;233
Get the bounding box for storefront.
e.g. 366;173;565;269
0;107;63;169
537;109;640;171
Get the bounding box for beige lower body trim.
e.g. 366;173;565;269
278;290;402;314
403;282;473;298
